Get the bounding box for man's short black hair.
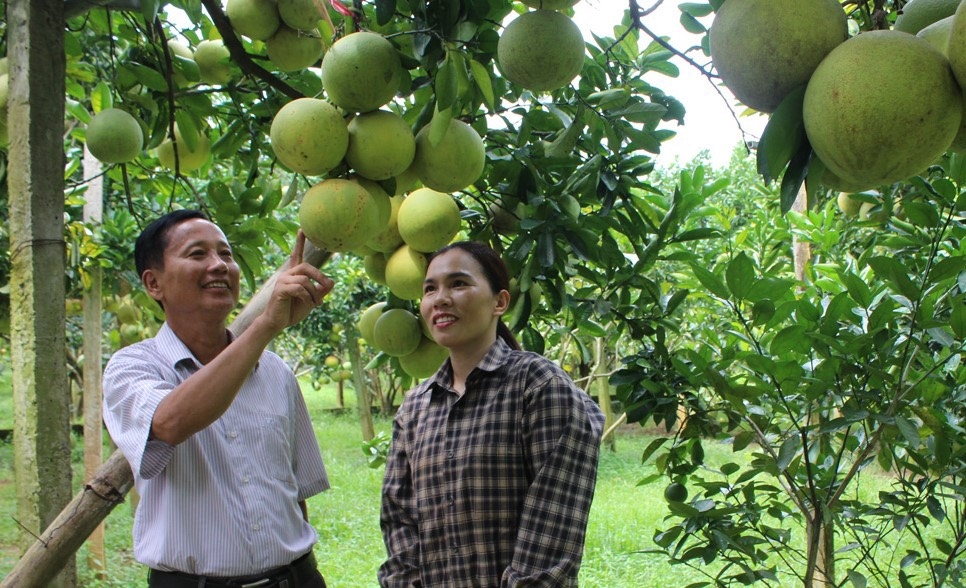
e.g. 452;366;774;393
134;209;209;279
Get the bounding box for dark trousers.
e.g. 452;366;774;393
148;552;326;588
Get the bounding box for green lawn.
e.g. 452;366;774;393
0;379;939;586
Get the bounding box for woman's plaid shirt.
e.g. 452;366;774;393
379;338;605;587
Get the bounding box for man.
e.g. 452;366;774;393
103;210;334;587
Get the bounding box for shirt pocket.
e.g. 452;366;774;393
255;413;296;485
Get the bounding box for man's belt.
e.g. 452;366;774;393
148;551;320;588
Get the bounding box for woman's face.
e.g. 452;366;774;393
420;248;509;355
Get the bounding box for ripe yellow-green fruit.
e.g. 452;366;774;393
837;192;864;218
267;26;324;72
895;0;961;34
385;245;428;301
194;40;232;85
664;482;688;503
364;252;388;285
357;301;387;344
497;9;585;92
392;164;422;195
397;188;461;253
167;40;198;88
709;0;848;113
804;30;962;191
373;308;422;356
367;194;405;253
321;31;401;113
278;0;324;30
356;177;393;230
412;118;485;192
346;110;417;180
86;108;144;164
324;355;340;368
226;0;280;41
157;124;211;173
299;178;384;252
860;200;891;224
398;335;449;378
270;97;349;176
521;0;580;8
918;14;955;51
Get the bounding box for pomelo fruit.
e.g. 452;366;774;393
194;39;232;85
267;25;324;72
346;110;417;180
354;176;393;232
357;301;387;344
385;245;428;301
372;308;422;356
664;482;688;503
836;192;863;218
709;0;848;113
364;252;388;285
918;14;955;51
497;9;584;92
411;118;485;192
86;108;144;164
278;0;324;31
803;30;962;191
321;31;401;113
895;0;961;34
398;335;449;378
157;124;210;173
270;97;349;176
167;40;198;88
226;0;280;41
489;199;521;235
298;178;384;252
367;194;405;253
397;187;461;253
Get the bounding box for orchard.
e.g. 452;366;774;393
5;0;966;586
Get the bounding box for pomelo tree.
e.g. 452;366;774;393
5;0;966;586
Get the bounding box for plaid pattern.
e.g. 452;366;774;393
379;339;605;587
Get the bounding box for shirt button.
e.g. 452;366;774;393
242;476;250;484
447;450;454;459
252;524;260;531
229;431;238;439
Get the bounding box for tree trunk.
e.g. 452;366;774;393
595;340;617;451
82;148;106;579
8;1;74;586
3;241;331;584
0;451;135;588
347;328;375;442
804;511;835;587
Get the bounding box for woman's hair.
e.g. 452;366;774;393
429;241;521;350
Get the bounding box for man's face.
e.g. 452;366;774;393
143;218;241;320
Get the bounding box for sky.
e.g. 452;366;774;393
571;0;767;168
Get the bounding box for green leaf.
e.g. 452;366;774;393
375;0;397;26
468;59;495;111
895;416;921;448
91;81;113;113
777;436;800;473
847;570;868;588
770;325;807;356
689;264;730;299
435;55;457;113
868;256;920;301
141;0;159;22
757;86;806;184
679;12;706;34
725;252;755;300
780;141;811;214
428;106;454;146
951;297;966;339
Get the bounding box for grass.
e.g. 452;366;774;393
0;378;947;586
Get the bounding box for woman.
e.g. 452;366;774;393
379;241;605;588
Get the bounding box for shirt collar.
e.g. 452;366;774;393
422;337;513;393
155;322;240;370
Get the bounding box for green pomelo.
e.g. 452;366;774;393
367;194;405;253
157;125;210;173
412;118;485;193
357;301;387;344
859;200;891;224
373;308;422;357
397;187;461;253
385;245;428;301
709;0;848;113
194;40;232;85
895;0;962;34
86;108;144;164
0;74;7;110
520;0;580;8
226;0;280;41
837;192;863;217
391;165;421;195
270;97;349;176
398;336;449;378
355;177;393;230
168;40;199;88
803;30;962;190
497;9;584;92
298;178;384;252
664;482;688;503
346;110;417;180
278;0;324;30
917;14;955;51
321;31;401;113
364;252;388;285
489;199;521;235
267;26;323;72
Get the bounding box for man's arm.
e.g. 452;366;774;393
151;231;333;445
